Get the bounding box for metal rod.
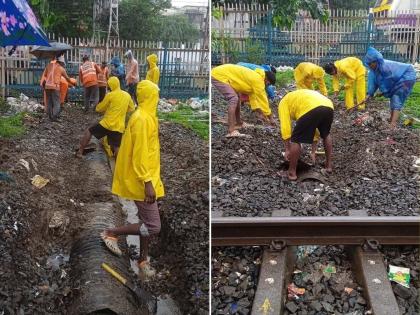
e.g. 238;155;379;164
212;216;420;246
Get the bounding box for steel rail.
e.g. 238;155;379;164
212;216;420;246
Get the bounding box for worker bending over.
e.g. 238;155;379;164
76;77;134;158
279;89;334;181
211;64;276;138
362;47;417;130
294;62;328;96
324;57;366;110
40;55;74;121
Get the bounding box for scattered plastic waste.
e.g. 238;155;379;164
388;265;410;288
46;253;70;271
297;246;318;258
49;211;70;234
31;175;50;188
287;283;306;300
17;159;30;171
372;278;382;284
344;287;354;294
276;65;294;72
0;172;14;182
158;99;177;113
264;278;274;284
323;265;337;274
6;93;43;113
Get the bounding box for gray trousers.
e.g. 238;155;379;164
84;85;99;111
46;89;61;121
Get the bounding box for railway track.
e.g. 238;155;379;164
211;215;420;315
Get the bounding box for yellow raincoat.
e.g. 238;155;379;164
112;80;164;201
211;64;271;116
278;89;334;140
332;57;366;110
96;77;135;133
146;54;160;85
294;62;327;96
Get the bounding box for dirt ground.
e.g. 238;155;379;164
211;88;420;217
0;105;209;314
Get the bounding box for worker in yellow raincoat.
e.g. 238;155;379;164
278;89;334;181
211;64;276;138
100;80;164;281
75;76;134;158
294;62;328;96
146;54;160;85
324;57;366;110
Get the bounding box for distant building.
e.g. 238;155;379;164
372;0;420;12
164;5;207;30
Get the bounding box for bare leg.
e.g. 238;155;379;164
77;129;93;158
310;141;318;164
288;142;300;180
390;110;400;129
235;101;242;127
105;223;141;236
113;146;119;158
227;102;237;134
139;235;150;263
323;134;333;172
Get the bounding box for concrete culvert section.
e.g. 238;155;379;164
69;146;156;315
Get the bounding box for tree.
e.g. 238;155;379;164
31;0;94;37
328;0;376;10
157;15;200;43
212;0;329;29
119;0;171;41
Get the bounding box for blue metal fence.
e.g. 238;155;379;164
212;6;420;66
1;38;209;101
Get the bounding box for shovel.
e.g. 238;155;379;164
101;262;157;314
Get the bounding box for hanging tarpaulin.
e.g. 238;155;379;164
0;0;50;47
372;0;394;13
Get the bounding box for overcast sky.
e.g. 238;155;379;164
171;0;208;8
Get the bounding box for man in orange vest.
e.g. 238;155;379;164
40;55;74;121
98;61;110;102
79;55;102;112
40;56;76;111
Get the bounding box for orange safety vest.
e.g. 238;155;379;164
45;63;62;90
97;67;109;87
80;61;98;86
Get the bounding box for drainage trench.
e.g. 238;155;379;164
68;143;151;315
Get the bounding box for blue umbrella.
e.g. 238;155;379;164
0;0;50;47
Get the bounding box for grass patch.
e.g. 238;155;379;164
159;105;209;140
403;81;420;120
276;70;294;88
0;112;25;138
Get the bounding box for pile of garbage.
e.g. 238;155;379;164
158;97;209;113
276;65;294;72
6;93;43;113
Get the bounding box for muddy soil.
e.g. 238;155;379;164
1;106;209;314
146;122;209;315
211;88;419;217
0;105;102;314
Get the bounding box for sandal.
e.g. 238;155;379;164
138;261;156;281
278;170;297;181
236;122;255;129
226;130;251;138
100;231;122;256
